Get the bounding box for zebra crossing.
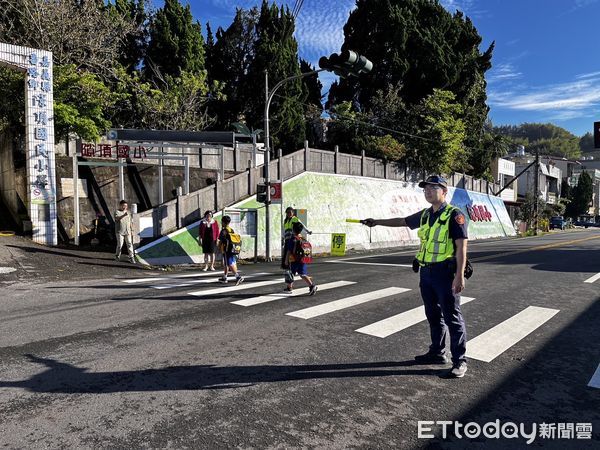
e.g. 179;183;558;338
588;363;600;389
118;270;561;365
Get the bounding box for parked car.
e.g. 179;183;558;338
549;216;566;230
575;216;596;228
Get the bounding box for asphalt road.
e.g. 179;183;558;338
0;230;599;448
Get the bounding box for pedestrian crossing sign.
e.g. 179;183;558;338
331;233;346;256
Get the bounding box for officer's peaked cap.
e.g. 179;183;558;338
418;175;448;188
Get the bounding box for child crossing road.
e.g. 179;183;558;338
284;222;317;295
218;215;244;285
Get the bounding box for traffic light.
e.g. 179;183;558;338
257;183;268;204
318;50;373;78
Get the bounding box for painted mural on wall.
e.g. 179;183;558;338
137;172;516;266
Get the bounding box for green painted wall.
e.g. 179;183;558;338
137;172;515;265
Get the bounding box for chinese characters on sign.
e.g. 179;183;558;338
27;52;54;205
330;233;346;256
80;143;149;159
467;204;493;222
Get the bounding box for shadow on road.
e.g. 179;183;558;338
2;356;443;393
473;248;600;274
425;297;600;447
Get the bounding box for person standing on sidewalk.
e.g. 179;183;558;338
199;210;219;271
363;175;469;379
114;200;136;263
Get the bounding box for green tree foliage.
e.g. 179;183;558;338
300;59;322;109
326;102;371;154
0;67;25;134
361;134;406;162
53;65;117;141
414;89;467;174
517;192;546;229
145;0;205;80
566;171;594;218
206;8;259;128
327;0;492;162
243;1;306;152
0;0;141;138
579;132;595;153
0;0;137;75
493;123;581;159
300;59;323;147
106;0;149;73
470;129;510;180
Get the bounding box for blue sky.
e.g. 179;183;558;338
158;0;600;137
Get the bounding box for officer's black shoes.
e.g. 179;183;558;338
414;352;448;364
441;361;468;378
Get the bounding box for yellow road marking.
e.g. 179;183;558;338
470;234;600;263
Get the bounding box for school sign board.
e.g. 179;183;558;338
0;42;57;245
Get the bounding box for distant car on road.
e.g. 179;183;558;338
575;215;596;228
549;216;566;230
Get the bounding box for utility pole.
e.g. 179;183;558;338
534;147;540;235
263;70;271;261
263;68;324;261
262;51;373;261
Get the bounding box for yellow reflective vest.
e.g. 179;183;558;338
283;216;300;240
416;205;458;265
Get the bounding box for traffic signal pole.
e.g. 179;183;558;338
262;51;372;261
534;147;540;235
263;69;323;261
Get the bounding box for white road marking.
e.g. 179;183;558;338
467;306;559;363
286;287;411;320
188;279;282;297
330;251;414;261
356;297;476;338
121;271;276;284
231;281;356;306
584;272;600;284
330;261;413;267
121;271;227;284
151;272;272;290
588;363;600;389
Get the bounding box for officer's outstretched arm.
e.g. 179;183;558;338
363;217;407;227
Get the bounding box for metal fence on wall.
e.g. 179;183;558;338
138;142;502;237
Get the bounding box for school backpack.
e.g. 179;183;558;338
227;228;242;255
294;237;313;264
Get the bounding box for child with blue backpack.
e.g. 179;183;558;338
283;222;317;295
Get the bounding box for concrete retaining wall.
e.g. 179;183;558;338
136;172;515;266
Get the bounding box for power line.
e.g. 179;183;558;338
272;91;505;157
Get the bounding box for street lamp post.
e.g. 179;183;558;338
262;50;373;261
263;69;323;261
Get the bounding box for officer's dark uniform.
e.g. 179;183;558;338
405;202;469;365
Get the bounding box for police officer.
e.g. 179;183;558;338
282;207;311;269
363;175;469;378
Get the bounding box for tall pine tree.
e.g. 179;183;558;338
206;8;259;128
327;0;493;173
144;0;205;80
243;1;305;152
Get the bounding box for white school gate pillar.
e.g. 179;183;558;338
0;42;57;246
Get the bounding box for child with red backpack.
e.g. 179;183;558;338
283;222;317;295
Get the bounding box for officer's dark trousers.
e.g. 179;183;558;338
419;264;467;364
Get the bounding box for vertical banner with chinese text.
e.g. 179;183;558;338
0;43;57;245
